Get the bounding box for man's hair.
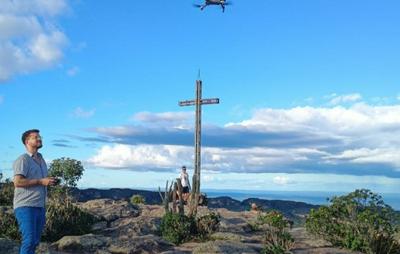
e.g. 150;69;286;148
182;166;186;170
21;129;40;145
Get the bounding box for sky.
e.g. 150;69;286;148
0;0;400;196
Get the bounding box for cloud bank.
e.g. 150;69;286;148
82;103;400;177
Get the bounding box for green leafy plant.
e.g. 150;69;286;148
306;189;400;254
48;157;84;189
130;194;145;205
196;212;220;240
160;212;196;245
0;174;14;206
262;227;294;254
257;211;291;231
0;209;20;241
250;211;295;254
43;198;98;242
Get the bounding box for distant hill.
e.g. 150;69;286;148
70;188;319;224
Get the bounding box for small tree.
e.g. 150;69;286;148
306;189;400;254
48;157;84;188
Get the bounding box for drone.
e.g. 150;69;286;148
193;0;232;12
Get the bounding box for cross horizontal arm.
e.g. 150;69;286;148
179;98;220;107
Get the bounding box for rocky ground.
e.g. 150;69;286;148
0;199;362;254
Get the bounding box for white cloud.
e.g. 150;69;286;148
0;0;69;82
328;93;362;105
324;148;400;167
273;176;292;185
87;144;192;170
87;143;326;173
67;66;79;76
72;107;95;119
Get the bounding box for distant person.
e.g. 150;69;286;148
13;129;56;254
180;166;191;202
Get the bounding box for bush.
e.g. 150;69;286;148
306;189;400;254
130;194;145;205
0;175;14;206
0;208;20;241
196;212;220;239
160;212;196;245
257;211;291;231
43;198;98;242
250;211;295;254
262;227;294;254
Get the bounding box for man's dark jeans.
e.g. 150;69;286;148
14;207;46;254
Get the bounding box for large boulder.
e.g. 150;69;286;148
104;216;161;237
193;240;259;254
51;234;110;252
77;199;140;223
107;234;173;254
218;217;253;233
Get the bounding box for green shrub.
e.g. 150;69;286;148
262;227;295;254
257;211;291;231
196;212;220;239
130;194;145;205
306;189;400;254
160;212;196;245
43;198;98;242
0;209;20;241
250;211;295;253
0;175;14;206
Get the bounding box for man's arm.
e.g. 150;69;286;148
13;175;55;188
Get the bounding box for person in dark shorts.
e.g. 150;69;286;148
180;166;191;201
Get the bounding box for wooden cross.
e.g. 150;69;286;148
179;79;219;216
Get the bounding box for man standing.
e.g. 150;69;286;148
13;129;56;254
180;166;191;202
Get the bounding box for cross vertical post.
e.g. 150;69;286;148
179;78;219;216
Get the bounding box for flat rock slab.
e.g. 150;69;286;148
107;234;174;254
78;199;140;222
51;234;110;252
192;240;260;254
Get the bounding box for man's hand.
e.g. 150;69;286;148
39;177;57;186
14;175;57;187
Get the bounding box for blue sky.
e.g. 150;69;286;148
1;0;400;196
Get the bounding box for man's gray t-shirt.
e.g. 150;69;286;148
13;153;48;209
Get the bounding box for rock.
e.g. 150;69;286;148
218;217;252;233
193;240;259;254
139;205;165;218
104;216;161;237
92;221;108;231
0;238;19;254
107;234;173;254
210;232;243;242
51;234;110;252
77;199;140;223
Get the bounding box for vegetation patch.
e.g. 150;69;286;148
160;212;196;245
130;194;146;205
306;189;400;254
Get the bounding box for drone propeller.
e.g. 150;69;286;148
224;1;233;6
192;4;202;8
